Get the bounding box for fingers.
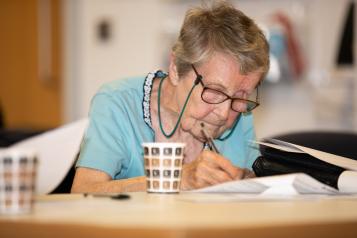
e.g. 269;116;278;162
200;150;242;179
194;162;234;186
181;150;246;190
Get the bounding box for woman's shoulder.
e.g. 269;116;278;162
97;75;146;96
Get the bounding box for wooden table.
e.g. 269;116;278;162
1;192;357;238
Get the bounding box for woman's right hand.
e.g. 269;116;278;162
180;150;245;190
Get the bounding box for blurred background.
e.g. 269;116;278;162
0;0;356;142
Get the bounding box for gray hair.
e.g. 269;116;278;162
172;1;270;79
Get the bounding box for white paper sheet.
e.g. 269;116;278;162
192;178;268;193
179;193;331;203
191;173;340;195
10;118;89;194
255;141;304;154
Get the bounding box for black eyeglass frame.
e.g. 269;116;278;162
191;64;260;113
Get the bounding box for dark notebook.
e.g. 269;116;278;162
252;140;356;189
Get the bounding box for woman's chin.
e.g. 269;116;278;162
202;125;226;139
183;121;226;140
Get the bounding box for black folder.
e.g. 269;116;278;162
252;146;346;189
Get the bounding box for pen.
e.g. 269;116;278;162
83;193;131;200
200;122;220;154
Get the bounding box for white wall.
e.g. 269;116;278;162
63;0;356;138
63;0;165;120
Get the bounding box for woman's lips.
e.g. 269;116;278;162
203;122;225;130
200;120;226;127
199;122;225;137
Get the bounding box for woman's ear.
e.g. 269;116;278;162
168;52;180;86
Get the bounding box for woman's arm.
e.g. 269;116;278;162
71;167;146;193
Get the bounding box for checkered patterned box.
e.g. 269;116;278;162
0;149;38;214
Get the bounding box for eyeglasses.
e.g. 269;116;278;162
192;65;260;113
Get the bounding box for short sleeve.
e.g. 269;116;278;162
76;92;128;178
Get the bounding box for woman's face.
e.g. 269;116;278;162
173;52;261;141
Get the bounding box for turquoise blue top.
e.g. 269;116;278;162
76;71;260;179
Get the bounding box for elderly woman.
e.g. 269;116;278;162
71;1;269;193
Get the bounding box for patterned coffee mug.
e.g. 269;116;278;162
0;148;38;214
142;143;185;193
